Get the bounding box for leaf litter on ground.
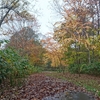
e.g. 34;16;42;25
0;73;100;100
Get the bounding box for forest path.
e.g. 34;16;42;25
0;72;99;100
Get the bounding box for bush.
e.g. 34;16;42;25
0;48;41;85
68;62;100;75
68;64;81;74
82;62;100;75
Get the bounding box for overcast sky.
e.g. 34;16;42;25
29;0;63;35
0;0;63;48
0;0;63;40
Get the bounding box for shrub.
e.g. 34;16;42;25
0;48;41;85
68;64;81;74
82;62;100;75
68;62;100;75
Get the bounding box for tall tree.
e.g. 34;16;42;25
6;26;45;66
53;0;96;66
42;34;67;71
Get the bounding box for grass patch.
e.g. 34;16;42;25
45;71;100;97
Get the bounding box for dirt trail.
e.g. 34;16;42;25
0;73;99;100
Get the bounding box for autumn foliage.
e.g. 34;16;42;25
52;0;100;75
41;34;67;72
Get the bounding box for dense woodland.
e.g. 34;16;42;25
0;0;100;99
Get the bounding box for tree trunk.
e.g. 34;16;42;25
88;49;91;64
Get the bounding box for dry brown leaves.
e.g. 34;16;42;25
0;73;99;100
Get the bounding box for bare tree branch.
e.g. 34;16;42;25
0;0;19;27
